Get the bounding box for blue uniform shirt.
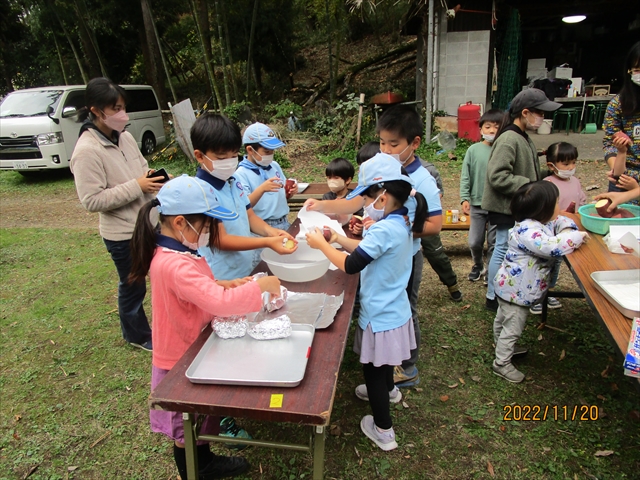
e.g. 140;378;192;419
234;157;290;221
404;156;442;255
356;210;413;333
195;167;254;280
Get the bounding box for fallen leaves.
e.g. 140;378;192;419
471;376;481;382
448;383;458;389
559;349;565;361
487;460;495;477
601;365;613;378
439;395;449;402
461;304;471;310
594;450;614;457
329;425;341;436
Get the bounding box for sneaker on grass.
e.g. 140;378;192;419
129;340;152;352
199;453;250;479
219;417;252;450
468;264;483;281
530;297;562;315
355;384;402;403
393;365;419;387
360;415;398;451
492;361;525;383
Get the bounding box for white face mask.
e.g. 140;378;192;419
254;152;274;167
203;154;238;181
553;166;576;180
327;178;346;193
363;190;386;222
180;220;209;250
390;144;413;165
632;73;640;86
482;133;495;143
525;112;544;130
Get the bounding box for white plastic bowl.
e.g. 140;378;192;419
260;240;330;283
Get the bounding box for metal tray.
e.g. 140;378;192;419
186;324;315;387
590;269;640;319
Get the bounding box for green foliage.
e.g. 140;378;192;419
274;149;291;169
222;101;252;123
416;136;474;163
307;93;374;148
264;99;303;120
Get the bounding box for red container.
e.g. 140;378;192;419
457;102;481;142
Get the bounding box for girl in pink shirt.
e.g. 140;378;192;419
129;175;281;479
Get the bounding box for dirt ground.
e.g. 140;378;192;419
0;130;611;231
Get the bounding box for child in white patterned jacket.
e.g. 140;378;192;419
492;181;589;383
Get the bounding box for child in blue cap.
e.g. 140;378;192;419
129;175;281;479
306;153;429;452
190;114;297;279
235;122;297;267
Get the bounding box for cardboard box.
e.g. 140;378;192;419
585;85;610;96
548;67;573;79
527;58;546;70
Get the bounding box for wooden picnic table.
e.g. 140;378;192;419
441;216;470;231
544;213;639;356
149;219;359;480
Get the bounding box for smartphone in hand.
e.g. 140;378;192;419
147;168;169;183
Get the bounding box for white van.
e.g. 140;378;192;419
0;85;166;174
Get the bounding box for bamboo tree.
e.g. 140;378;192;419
52;31;69;85
324;0;334;103
189;0;223;110
45;0;88;83
140;0;167;105
149;4;177;104
73;0;107;77
246;0;259;99
220;0;239;100
213;0;231;105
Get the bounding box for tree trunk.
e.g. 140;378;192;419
74;0;108;77
324;0;334;103
189;0;223;110
140;0;167;106
220;0;239;100
48;0;88;84
246;0;259;99
52;31;69;85
214;0;231;105
149;5;177;104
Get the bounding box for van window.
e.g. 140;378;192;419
125;89;159;113
63;90;86;110
0;90;63;118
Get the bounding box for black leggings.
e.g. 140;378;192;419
362;363;395;430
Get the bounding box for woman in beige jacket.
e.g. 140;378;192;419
70;77;163;351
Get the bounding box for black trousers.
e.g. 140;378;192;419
363;363;394;430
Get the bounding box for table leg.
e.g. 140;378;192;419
312;426;325;480
182;413;199;480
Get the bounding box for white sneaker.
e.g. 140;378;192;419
360;415;398;451
355;384;402;403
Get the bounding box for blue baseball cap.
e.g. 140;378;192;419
346;153;414;200
156;175;239;221
242;122;286;149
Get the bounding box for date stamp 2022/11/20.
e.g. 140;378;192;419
503;404;600;421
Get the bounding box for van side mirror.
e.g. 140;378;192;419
46;105;60;124
62;106;78;118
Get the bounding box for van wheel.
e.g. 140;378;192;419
142;132;156;155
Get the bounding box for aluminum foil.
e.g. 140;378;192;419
263;286;288;312
247;315;292;340
211;315;247;339
253;291;344;329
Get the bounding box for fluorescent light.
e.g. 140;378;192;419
562;15;586;23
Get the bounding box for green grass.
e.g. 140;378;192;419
1;161;639;479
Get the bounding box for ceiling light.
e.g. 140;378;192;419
562;15;586;24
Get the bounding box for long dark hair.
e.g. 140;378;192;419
128;201;222;284
365;179;428;234
79;77;127;122
619;41;640;116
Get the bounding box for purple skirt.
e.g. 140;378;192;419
353;318;416;367
149;365;219;445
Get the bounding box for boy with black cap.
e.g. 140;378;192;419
481;88;562;312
